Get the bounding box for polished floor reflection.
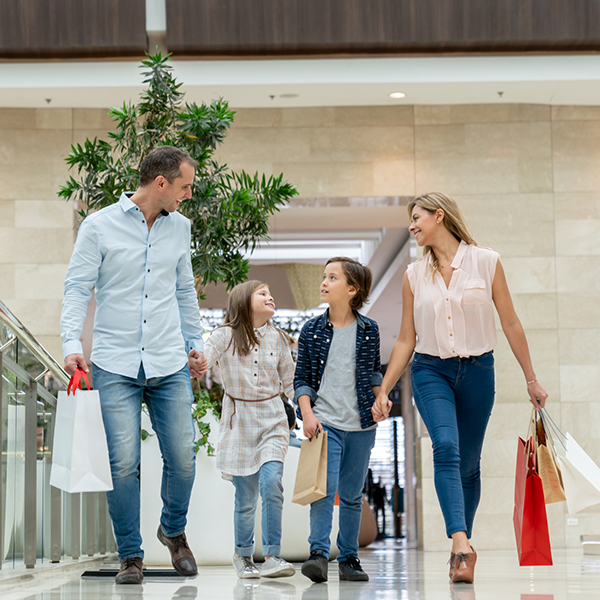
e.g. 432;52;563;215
3;540;600;600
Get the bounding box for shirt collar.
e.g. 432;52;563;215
118;192;170;218
318;309;365;330
451;240;470;269
119;192;137;212
255;322;270;337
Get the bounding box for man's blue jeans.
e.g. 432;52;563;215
411;351;495;539
308;425;376;562
231;461;284;557
93;363;196;561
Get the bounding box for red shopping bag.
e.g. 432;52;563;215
513;436;553;566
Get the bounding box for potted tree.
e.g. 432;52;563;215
59;51;299;564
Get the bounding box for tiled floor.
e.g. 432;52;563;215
2;540;600;600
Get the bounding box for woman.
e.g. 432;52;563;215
372;192;548;585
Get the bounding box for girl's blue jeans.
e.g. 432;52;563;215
92;363;196;562
232;461;284;557
308;424;377;562
411;351;495;539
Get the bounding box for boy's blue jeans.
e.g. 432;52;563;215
93;363;196;562
232;461;284;557
308;424;376;562
411;351;495;539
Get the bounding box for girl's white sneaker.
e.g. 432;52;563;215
260;556;296;578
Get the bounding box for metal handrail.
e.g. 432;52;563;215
0;299;69;387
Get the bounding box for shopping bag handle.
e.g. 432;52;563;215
67;367;91;395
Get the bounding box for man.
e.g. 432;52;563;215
61;146;207;584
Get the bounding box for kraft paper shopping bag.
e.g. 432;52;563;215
292;430;327;505
50;368;113;493
536;413;566;504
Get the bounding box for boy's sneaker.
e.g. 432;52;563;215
233;554;260;579
301;550;328;583
260;556;295;578
338;555;369;581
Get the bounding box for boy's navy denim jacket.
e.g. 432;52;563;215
293;310;383;429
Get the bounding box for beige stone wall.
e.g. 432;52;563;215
0;108;113;360
217;104;600;551
1;103;599;551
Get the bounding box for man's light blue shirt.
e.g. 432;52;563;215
61;193;204;379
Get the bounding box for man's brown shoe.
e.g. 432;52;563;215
451;547;477;584
115;557;144;584
157;526;198;577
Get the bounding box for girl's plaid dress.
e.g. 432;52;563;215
204;323;295;480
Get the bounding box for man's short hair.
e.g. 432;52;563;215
139;146;198;187
325;256;373;310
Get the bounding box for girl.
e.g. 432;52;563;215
373;192;548;584
203;280;296;579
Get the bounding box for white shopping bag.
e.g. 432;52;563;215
541;409;600;515
50;368;113;493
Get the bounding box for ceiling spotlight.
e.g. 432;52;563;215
280;93;299;99
389;92;406;99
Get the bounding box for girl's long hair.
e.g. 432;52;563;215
407;192;476;275
222;280;294;356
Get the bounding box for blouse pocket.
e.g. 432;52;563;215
462;278;486;305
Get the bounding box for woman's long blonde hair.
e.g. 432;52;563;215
222;280;294;356
407;192;476;274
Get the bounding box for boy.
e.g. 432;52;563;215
294;256;389;583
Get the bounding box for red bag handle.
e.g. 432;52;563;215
67;367;90;395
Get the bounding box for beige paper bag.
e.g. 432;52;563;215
536;417;566;504
292;430;328;505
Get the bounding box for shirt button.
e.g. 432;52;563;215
446;298;449;301
448;316;451;319
254;360;257;364
144;320;146;323
148;269;150;273
142;347;145;351
136;208;139;211
450;333;453;336
149;244;152;248
254;374;257;377
314;335;318;339
366;336;369;340
145;294;148;298
320;360;324;364
142;220;145;224
326;339;330;342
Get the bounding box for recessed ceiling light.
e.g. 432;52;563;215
280;93;299;99
389;92;406;99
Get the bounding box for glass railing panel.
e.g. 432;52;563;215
1;299;111;570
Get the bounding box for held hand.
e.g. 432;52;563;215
302;412;323;440
188;350;208;378
64;353;88;376
371;393;392;422
527;381;548;410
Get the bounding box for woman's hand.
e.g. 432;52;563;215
527;381;548;410
302;412;323;439
372;393;392;422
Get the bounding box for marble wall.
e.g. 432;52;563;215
0;103;598;551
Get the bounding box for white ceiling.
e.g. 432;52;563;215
2;54;600;108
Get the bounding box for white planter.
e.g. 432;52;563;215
140;413;338;566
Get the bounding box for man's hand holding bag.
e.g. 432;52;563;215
50;367;113;493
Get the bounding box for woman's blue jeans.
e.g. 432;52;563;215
308;425;376;562
93;363;196;561
232;461;284;557
411;351;495;539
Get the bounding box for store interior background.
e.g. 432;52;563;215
1;0;600;556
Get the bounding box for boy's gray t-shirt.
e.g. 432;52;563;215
313;320;375;432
